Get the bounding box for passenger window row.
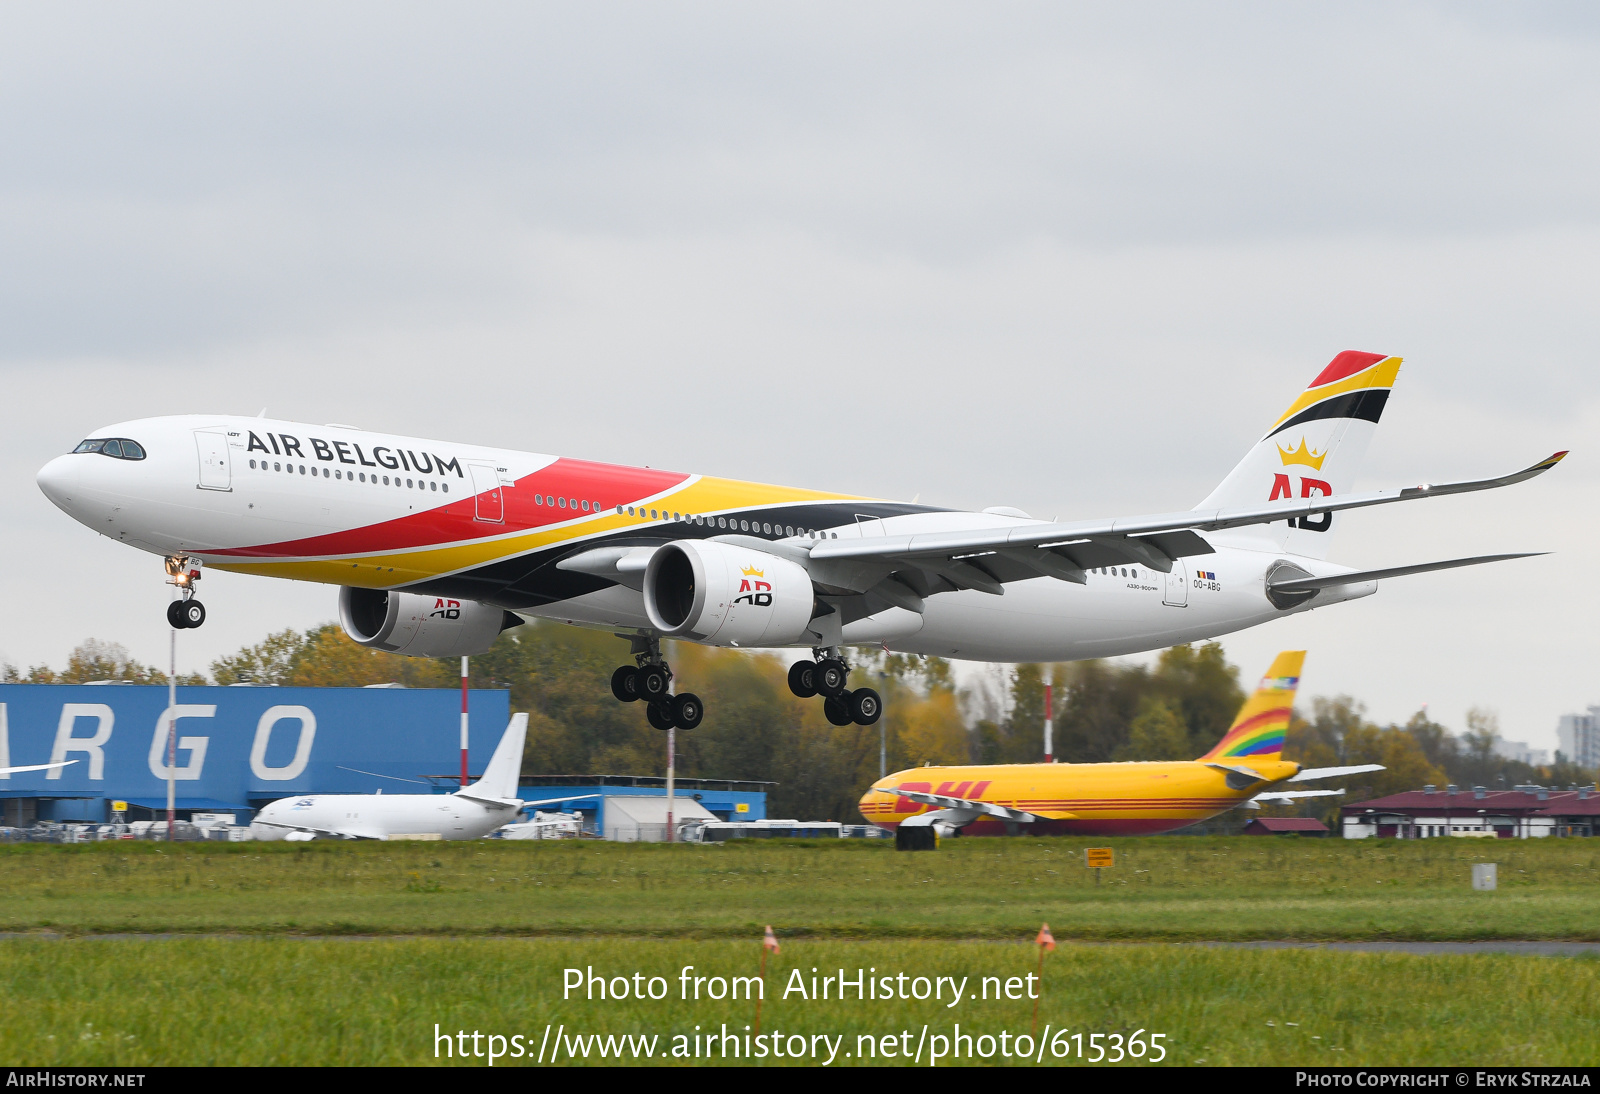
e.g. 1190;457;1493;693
617;505;836;540
247;459;449;493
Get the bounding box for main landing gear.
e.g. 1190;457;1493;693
164;556;206;630
787;649;881;726
610;636;703;731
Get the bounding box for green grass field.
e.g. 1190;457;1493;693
2;836;1597;940
5;838;1597;1066
2;937;1595;1066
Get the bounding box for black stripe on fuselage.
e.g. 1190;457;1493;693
1266;388;1389;440
401;500;944;610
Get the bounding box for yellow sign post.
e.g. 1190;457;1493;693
111;801;128;814
1086;846;1113;884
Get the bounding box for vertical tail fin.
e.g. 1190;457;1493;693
1197;351;1402;560
465;713;528;800
1198;651;1304;763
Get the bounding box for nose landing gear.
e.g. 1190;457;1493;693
165;556;206;629
789;649;881;725
611;634;703;731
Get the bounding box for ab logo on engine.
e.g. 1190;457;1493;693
430;598;462;620
733;565;773;607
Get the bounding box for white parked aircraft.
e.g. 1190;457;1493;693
251;713;538;841
37;351;1563;730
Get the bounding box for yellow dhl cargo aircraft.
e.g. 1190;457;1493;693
859;651;1380;839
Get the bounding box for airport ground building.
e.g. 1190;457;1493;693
1340;785;1600;839
517;775;771;841
0;684;775;841
1;683;511;825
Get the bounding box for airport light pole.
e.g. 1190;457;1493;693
460;657;470;787
1044;683;1053;763
166;626;176;840
879;670;888;778
666;723;675;843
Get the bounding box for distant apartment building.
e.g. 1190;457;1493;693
1493;738;1550;767
1556;707;1600;769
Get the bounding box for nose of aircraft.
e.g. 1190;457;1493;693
35;454;80;510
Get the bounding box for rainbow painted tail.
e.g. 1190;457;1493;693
1197;651;1305;763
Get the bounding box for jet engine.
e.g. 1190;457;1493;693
338;587;521;657
643;540;815;647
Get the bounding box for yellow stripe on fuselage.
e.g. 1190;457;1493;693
209;474;873;588
861;758;1300;823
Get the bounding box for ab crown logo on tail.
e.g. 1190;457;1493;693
1271;436;1332;532
733;565;772;607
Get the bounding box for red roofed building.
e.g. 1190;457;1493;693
1340;784;1600;839
1244;817;1328;836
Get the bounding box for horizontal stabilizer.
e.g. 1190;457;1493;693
1252;788;1347;803
1289;764;1386;783
1268;554;1544;594
1206;762;1271;789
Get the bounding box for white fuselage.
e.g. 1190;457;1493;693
37;413;1376;663
250;791;520;841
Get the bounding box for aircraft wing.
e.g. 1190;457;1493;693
0;760;75;776
252;820;383;840
798;452;1565;598
883;786;1061;823
1289;764;1386;782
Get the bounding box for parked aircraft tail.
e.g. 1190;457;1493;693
1197;650;1305;764
465;713;529;801
1197;351;1402;560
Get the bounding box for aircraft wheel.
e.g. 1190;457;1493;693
646;700;675;731
611;665;640;702
849;686;882;726
787;660;818;698
671;692;704;730
166;601;187;630
636;664;670;701
816;659;848;697
178;600;206;629
823;692;854;727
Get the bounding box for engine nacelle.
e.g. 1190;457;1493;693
338;587;518;657
643;541;815;647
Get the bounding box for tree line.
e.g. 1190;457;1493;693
6;626;1591;822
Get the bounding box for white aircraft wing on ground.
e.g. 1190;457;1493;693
0;760;75;776
882;786;1059;825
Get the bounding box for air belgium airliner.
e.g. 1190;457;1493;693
860;650;1381;843
36;351;1562;731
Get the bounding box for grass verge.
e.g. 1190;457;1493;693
1;836;1597;941
2;937;1595;1066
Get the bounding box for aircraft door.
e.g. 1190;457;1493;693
194;431;231;491
469;463;503;523
1162;561;1188;607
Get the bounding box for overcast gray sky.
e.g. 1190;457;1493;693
2;3;1595;750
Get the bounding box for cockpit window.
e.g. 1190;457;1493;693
72;438;146;460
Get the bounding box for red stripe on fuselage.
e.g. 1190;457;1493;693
210;458;689;559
